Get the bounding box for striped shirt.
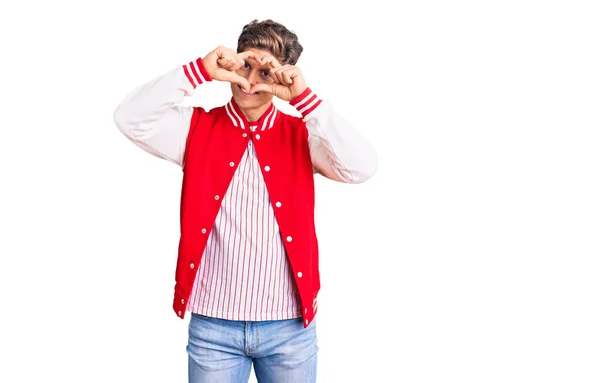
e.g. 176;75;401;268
187;103;301;320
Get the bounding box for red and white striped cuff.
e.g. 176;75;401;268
183;57;212;88
290;87;322;117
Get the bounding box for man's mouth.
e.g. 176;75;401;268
239;85;259;96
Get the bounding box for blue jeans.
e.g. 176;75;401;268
187;313;318;383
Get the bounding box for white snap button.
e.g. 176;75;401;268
215;195;220;200
286;236;293;242
181;299;185;304
201;228;207;234
264;166;270;172
190;263;195;269
255;134;261;140
304;308;307;314
229;162;234;167
305;319;308;325
242;133;248;138
275;202;282;208
297;272;303;278
178;311;182;316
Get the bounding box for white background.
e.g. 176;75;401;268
1;0;599;382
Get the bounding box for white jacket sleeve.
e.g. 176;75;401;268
290;88;378;184
113;58;211;167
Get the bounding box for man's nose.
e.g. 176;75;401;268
247;70;260;85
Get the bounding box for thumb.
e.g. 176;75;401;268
219;70;251;93
250;83;292;101
249;83;274;94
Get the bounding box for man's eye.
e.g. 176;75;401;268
243;62;250;69
261;70;270;77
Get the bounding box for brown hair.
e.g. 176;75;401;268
237;19;303;65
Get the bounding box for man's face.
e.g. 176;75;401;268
231;47;280;111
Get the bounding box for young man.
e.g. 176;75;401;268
113;19;377;383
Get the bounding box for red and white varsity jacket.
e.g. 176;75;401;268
114;57;378;328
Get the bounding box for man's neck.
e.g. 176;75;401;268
239;103;271;122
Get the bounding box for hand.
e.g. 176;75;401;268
202;46;261;93
249;57;308;101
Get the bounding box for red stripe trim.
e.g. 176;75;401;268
183;65;196;88
290;87;323;117
290;87;312;107
301;99;322;117
189;62;203;85
301;93;318;108
195;58;212;82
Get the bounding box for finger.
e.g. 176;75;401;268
266;67;282;84
236;51;268;72
261;55;282;69
249;83;274;94
215;46;243;68
218;57;242;71
271;65;292;85
237;51;277;70
230;59;244;71
268;66;283;84
217;56;232;64
281;67;299;85
251;83;292;101
217;56;234;69
237;51;255;60
237;51;266;64
215;46;235;60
